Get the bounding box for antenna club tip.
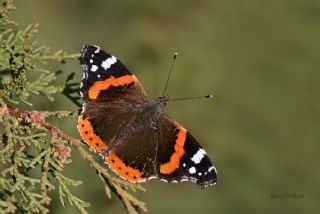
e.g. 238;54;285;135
205;94;213;98
173;52;178;59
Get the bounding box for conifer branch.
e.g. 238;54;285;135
0;0;147;213
3;105;147;214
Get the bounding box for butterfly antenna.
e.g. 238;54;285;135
163;52;178;96
168;94;213;102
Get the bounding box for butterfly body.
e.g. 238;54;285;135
78;45;217;188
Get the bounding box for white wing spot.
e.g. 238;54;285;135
82;64;88;71
97;74;101;78
91;65;98;72
198;172;202;176
90;59;93;63
200;148;207;155
183;163;186;167
80;82;83;88
79;91;83;97
101;56;117;70
94;48;100;53
148;176;157;180
208;166;215;172
189;167;196;174
160;179;168;183
191;149;205;164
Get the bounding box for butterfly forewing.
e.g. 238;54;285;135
78;45;149;149
156;114;217;187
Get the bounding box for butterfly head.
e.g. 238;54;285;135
156;95;169;108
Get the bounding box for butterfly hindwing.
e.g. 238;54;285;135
105;119;158;182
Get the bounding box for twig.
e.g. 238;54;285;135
35;53;81;61
4;106;147;213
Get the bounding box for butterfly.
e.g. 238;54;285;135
77;45;217;188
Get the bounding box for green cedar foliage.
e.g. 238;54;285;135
0;1;146;213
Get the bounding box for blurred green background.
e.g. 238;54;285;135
13;0;320;213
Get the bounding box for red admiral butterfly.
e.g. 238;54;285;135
77;45;217;188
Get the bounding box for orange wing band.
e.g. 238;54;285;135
88;74;136;99
78;116;145;182
160;127;187;174
105;152;146;182
77;115;107;153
